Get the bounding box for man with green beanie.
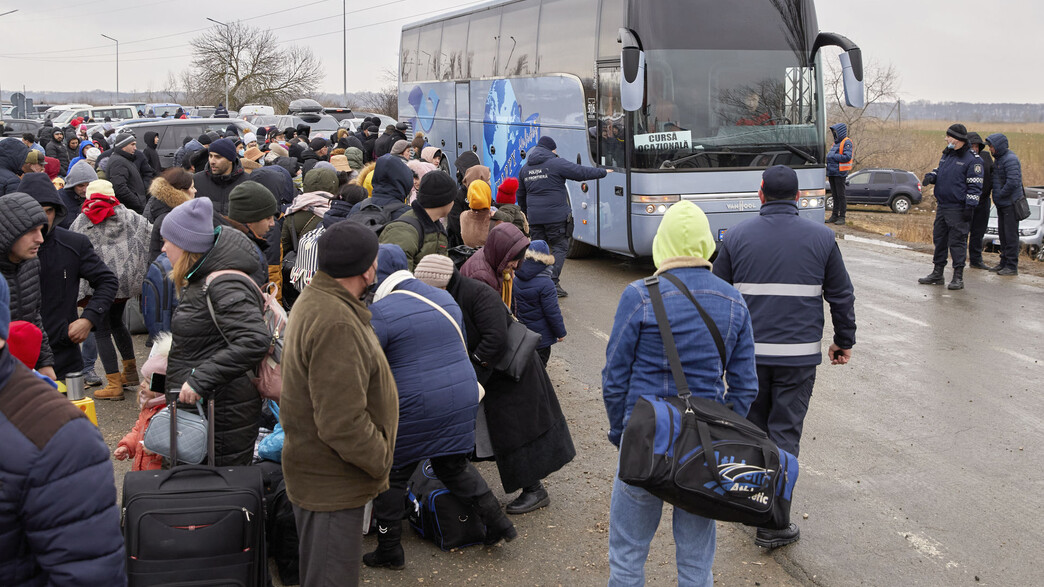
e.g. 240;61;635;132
602;199;758;585
712;164;856;549
226;180;279;288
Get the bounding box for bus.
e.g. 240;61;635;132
399;0;864;257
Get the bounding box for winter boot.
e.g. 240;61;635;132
362;520;405;570
826;213;838;224
833;217;846;226
506;482;550;515
121;359;140;387
475;492;517;545
947;267;964;290
94;373;126;400
917;265;946;285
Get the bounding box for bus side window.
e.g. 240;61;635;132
595;68;624;168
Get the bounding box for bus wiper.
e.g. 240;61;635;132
780;143;817;164
661;150;721;169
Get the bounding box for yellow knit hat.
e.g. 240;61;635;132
467;179;492;210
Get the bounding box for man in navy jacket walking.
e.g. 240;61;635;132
918;124;983;289
713;165;856;549
517;136;608;297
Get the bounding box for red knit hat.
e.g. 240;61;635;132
8;321;42;369
496;177;519;204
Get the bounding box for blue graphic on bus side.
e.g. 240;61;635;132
408;86;440;133
482;79;541;188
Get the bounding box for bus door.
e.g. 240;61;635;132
595;65;629;252
455;82;470;163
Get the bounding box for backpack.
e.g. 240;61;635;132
448;245;478;269
203;270;287;402
140;253;177;343
347;200;409;235
290;225;325;292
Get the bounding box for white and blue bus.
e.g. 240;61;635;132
399;0;864;257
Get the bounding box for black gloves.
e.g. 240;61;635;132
922;173;935;186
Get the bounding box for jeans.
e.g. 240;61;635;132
608;475;715;587
828;175;847;219
746;364;817;457
82;331;98;374
95;299;135;374
529;221;569;285
931;208;970;268
996;204;1020;269
967;197;991;263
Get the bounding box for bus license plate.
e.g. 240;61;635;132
718;228;728;241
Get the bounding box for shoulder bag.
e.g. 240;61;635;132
492;317;541;382
617;272;798;529
1013;188;1031;221
143;398;209;465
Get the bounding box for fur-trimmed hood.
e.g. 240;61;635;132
148;176;192;209
524;249;555;266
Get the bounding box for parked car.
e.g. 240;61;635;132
240;105;275;117
825;168;923;214
53;105;138;125
250;113;340;140
190;106;217;118
117;118;257;169
117;102;148;115
144;103;184;118
42;104;92;122
339;111;398;131
984;190;1044;258
0;118;43;138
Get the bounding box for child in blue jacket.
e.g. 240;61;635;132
513;240;567;366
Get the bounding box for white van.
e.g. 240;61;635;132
239;104;275;117
53;105;137;125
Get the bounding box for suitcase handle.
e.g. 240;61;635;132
161;465;229;480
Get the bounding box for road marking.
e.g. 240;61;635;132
990;346;1039;365
862;303;929;328
899;531;944;558
590;329;610;343
844;234;910;249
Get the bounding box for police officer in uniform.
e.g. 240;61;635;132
713;165;856;549
965;132;994;270
918;123;983;290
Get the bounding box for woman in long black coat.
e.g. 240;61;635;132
444;267;575;514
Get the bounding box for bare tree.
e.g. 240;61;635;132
184;21;323;111
825;58;905;169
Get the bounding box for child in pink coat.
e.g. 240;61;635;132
114;333;171;471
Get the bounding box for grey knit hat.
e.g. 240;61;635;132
0;192;48;253
65;160;99;188
414;254;455;289
160;198;215;253
114;133;136;149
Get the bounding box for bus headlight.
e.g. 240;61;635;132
633;194;681;203
799;189;826;209
646;204;656;214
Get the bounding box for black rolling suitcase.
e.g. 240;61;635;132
122;394;267;587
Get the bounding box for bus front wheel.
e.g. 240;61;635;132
566;238;597;259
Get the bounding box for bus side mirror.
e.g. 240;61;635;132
618;28;645;112
811;32;865;108
838;50;865;108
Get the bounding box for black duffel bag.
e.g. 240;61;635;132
618;273;798;529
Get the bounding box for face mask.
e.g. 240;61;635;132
238;149;245;157
945;142;955;150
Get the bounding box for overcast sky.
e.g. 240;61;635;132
1;0;1040;103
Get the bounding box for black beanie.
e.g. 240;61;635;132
537;136;557;150
317;221;379;278
416;170;458;208
284;127;296;140
946;123;968;142
309;137;329;152
228;181;278;223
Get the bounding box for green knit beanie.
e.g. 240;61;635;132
303;167;339;195
228;181;278;223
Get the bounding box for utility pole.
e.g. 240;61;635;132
206;17;231;109
343;0;348;104
101;35;119;102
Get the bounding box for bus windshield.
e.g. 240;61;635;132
633;49;821;170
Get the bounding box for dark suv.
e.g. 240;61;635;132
827;168;923;214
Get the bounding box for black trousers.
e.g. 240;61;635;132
967;197;992;263
931;208;970;268
828;175;847;219
529;221;569;285
373;454;491;522
95;299;135;375
536;346;551;367
996;204;1020;269
745;365;817;457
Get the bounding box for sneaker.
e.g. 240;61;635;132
997;267;1018;276
555;285;569;298
988;265;1003;273
755;523;800;549
84;370;103;387
833;217;846;226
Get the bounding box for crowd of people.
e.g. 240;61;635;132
0;112;587;586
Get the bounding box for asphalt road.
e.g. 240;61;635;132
94;233;1043;586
